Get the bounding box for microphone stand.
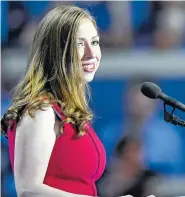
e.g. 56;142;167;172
164;103;185;127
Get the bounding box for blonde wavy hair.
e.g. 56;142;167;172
1;5;98;136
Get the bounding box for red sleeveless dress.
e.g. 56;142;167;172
8;104;106;196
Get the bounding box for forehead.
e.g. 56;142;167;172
76;19;98;39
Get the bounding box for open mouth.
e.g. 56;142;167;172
82;63;96;72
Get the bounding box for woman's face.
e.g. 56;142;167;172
76;19;101;82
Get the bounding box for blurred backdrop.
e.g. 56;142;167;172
1;1;185;197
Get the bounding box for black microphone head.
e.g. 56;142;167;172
141;82;161;99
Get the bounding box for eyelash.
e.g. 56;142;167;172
77;40;100;47
92;40;99;46
77;42;84;47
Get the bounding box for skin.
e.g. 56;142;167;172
76;19;101;82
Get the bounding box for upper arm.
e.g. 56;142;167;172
14;107;56;193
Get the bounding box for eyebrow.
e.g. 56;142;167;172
77;35;100;41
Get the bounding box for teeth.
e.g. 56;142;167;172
83;64;94;69
83;64;95;70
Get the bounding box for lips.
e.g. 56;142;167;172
82;62;96;72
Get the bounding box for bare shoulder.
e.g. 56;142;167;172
17;106;61;138
17;106;55;130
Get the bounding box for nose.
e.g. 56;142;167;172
84;42;95;58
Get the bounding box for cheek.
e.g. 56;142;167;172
96;47;101;61
77;48;84;60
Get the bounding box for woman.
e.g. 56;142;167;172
1;5;106;197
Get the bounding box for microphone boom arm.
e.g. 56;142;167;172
164;103;185;127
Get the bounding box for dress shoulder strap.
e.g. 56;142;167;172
52;103;66;121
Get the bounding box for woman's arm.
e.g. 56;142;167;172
14;107;92;197
18;184;93;197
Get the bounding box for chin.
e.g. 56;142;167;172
84;71;96;83
84;76;94;83
84;74;95;83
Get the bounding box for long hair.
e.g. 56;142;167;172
1;5;98;136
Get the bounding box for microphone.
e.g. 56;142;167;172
141;82;185;127
141;82;185;112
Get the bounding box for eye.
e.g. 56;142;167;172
92;40;99;46
77;42;84;47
